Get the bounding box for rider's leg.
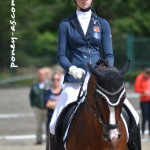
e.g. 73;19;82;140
49;83;80;150
50;83;80;135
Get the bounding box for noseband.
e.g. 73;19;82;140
86;84;126;130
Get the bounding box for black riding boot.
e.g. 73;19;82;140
128;124;142;150
50;134;56;150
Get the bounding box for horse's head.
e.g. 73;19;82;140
87;60;131;142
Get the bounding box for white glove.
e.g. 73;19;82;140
69;66;85;80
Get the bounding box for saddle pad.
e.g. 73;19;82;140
55;100;84;150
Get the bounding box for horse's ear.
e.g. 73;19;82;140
87;63;105;79
119;59;131;76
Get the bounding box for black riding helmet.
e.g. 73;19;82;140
72;0;94;12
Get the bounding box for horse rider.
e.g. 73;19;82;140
49;0;140;149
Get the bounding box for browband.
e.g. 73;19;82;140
96;84;124;96
95;87;126;107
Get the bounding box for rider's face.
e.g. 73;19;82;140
76;0;93;9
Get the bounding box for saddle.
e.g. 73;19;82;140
55;100;84;150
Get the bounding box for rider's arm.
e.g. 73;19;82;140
46;100;57;109
57;21;72;72
101;19;114;66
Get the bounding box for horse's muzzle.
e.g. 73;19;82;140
103;128;121;142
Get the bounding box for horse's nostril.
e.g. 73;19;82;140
118;133;121;138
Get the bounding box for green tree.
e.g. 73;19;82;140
0;0;150;71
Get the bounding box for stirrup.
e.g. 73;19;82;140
50;134;56;150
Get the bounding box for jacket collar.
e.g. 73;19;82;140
70;13;85;38
70;12;98;39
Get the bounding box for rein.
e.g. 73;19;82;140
86;98;118;130
86;84;126;130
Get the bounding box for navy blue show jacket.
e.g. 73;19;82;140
57;12;114;83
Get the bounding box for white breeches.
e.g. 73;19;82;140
49;73;139;135
49;73;90;134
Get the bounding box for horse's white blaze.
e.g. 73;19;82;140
109;106;116;125
109;106;119;141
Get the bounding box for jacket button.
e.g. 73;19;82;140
84;56;87;58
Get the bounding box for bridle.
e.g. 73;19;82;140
86;83;126;130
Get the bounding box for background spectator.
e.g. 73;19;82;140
134;68;150;136
29;68;47;144
43;67;52;90
53;66;65;88
44;72;62;131
44;72;62;150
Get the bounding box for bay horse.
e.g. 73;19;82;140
66;60;131;150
